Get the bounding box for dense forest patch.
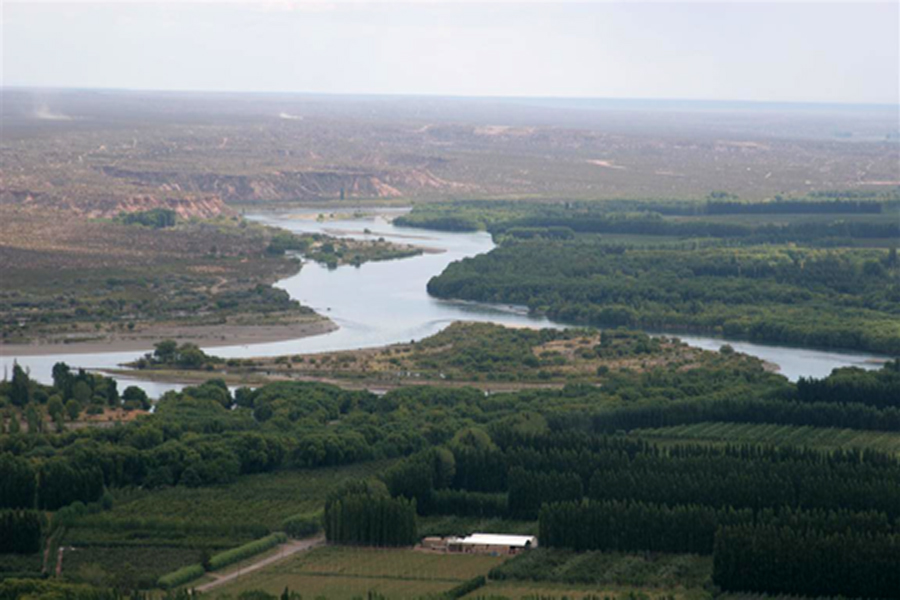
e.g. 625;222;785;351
397;193;900;244
428;243;900;354
1;351;898;598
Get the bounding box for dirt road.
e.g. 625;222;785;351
194;536;325;593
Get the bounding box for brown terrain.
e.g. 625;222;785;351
1;89;897;351
2;89;898;218
0;204;330;347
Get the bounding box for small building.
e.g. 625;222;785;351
446;533;537;555
420;536;446;550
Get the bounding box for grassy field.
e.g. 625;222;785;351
489;550;711;588
61;546;203;590
467;581;711;600
205;544;714;600
0;552;44;578
480;549;712;600
633;422;900;455
207;545;505;599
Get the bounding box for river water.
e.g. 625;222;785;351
0;209;884;395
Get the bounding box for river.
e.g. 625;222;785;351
0;209;884;395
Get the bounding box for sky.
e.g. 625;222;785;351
2;1;898;105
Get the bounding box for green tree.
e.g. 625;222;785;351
65;399;82;421
47;395;64;420
7;410;20;434
451;427;496;452
154;339;178;363
47;396;65;432
9;364;31;407
104;378;120;407
51;362;72;397
24;405;42;434
177;344;207;369
0;454;35;508
72;381;92;404
122;386;150;410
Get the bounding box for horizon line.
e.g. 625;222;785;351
3;84;897;111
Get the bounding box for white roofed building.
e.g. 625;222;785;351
446;533;537;555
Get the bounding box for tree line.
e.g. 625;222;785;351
395;195;898;239
377;425;900;521
713;524;900;598
589;395;900;434
0;453;105;510
323;480;417;547
489;213;898;242
796;360;900;409
537;498;898;558
0;510;44;554
1;362;150;433
584;361;900;434
706;199;882;214
428;242;900;354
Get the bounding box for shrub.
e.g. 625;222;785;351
207;532;287;571
282;514;321;539
157;563;205;589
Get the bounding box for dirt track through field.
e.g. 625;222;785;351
194;536;325;593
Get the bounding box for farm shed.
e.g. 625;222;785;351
447;533;537;555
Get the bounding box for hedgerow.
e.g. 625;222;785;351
157;563;205;589
207;532;287;571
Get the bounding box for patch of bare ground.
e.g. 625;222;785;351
1;314;336;357
587;159;627;170
9;406;150;433
0;205;267;271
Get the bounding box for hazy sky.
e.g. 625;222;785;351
2;1;898;105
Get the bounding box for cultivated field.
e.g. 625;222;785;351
57;462;393;589
208;545;505;599
104;462;393;531
634;422;900;455
466;582;710;600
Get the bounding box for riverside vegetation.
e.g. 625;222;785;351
400;193;900;354
125;322;769;390
1;327;899;598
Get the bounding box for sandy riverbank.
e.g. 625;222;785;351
0;317;338;358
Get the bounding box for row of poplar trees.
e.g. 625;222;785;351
0;454;104;511
538;500;900;598
0;510;43;554
323;480;417;547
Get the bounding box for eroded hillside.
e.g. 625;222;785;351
2;89;897;216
